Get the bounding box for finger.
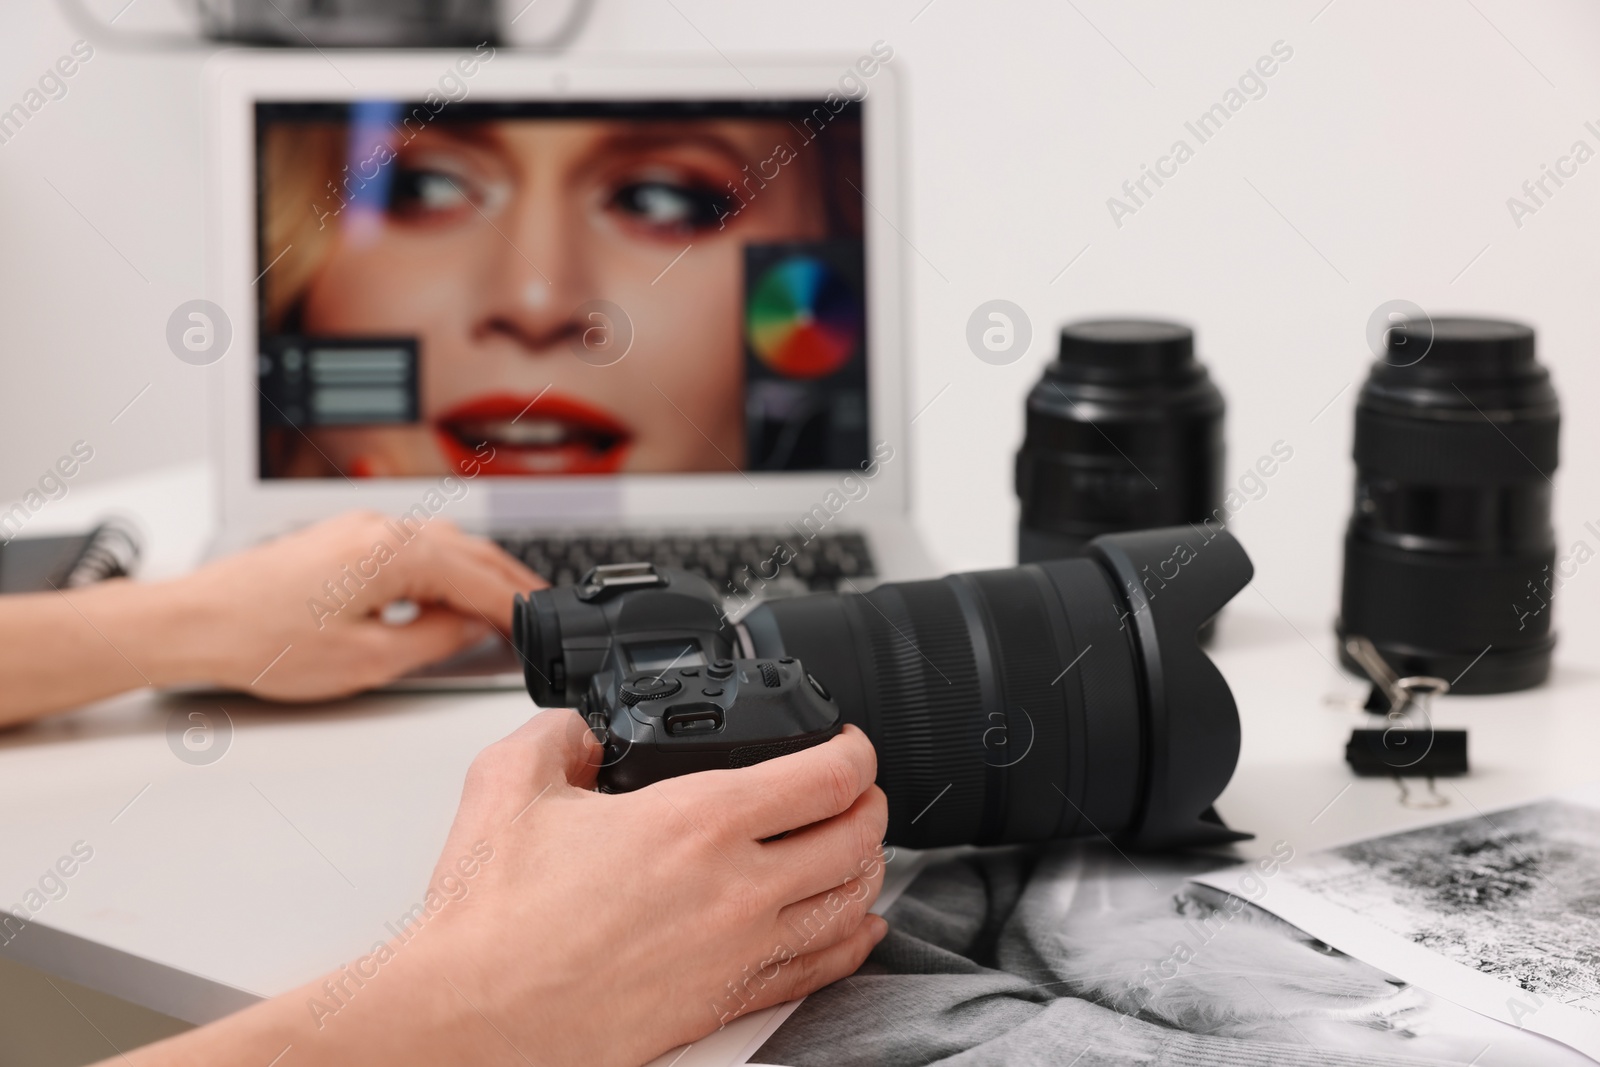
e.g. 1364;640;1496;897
459;533;546;590
394;546;531;632
426;522;547;591
674;725;878;842
762;785;888;903
359;608;492;680
771;862;886;959
497;707;604;793
732;915;888;1022
454;710;602;828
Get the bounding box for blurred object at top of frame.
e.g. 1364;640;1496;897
55;0;595;50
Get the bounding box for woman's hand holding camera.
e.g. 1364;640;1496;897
125;716;889;1067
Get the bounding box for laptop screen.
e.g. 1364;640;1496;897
253;99;868;480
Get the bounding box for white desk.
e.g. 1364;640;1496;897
3;465;1598;1064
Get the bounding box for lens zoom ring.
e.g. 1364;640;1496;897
858;582;984;848
968;570;1071;844
1355;409;1558;484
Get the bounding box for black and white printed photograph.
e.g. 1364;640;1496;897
751;842;1585;1067
1278;799;1600;1015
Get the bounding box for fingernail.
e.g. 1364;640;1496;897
869;914;889;940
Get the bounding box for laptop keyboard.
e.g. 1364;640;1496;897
494;531;877;594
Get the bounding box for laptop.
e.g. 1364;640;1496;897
204;50;936;685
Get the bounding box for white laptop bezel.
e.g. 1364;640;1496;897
204;50;909;540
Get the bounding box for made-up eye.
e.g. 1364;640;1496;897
387;151;507;222
607;178;733;235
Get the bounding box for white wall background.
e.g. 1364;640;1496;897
3;0;1600;635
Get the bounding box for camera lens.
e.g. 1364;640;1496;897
742;527;1253;850
1015;319;1224;562
1338;316;1560;693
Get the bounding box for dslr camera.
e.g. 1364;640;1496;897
519;562;843;793
514;526;1254;850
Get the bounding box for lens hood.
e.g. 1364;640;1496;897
1084;526;1253;848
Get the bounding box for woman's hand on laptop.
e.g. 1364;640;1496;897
169;510;544;700
0;510;544;725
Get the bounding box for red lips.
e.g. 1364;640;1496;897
435;391;633;475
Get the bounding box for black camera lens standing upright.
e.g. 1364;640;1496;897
1015;319;1225;562
1339;316;1560;694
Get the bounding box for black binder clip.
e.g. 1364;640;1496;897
1342;636;1468;795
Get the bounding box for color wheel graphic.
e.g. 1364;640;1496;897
746;256;862;379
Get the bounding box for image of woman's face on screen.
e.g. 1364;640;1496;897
269;117;837;477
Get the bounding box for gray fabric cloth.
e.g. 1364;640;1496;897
755;844;1467;1067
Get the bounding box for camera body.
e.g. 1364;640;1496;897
515;563;840;793
588;657;841;793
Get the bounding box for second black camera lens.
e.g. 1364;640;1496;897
1015;319;1225;562
1338;316;1560;693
